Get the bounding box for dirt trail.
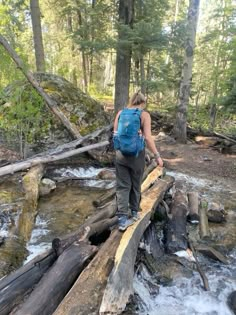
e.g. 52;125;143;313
157;140;236;186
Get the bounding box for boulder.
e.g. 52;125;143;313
39;178;56;196
0;73;110;153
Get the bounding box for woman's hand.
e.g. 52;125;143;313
156;156;164;167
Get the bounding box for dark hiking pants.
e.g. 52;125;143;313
115;150;145;216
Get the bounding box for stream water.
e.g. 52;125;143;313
134;170;236;315
0;167;236;314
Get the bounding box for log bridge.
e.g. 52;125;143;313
0;166;174;315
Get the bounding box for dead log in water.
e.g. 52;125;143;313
18;164;44;242
164;190;188;254
199;200;210;238
99;176;174;315
54;230;122;315
187;191;199;224
13;242;97;315
0;249;57;315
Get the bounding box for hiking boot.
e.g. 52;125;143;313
131;210;140;221
118;215;134;232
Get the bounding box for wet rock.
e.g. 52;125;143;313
227;291;236;315
207;202;226;223
39;178;56;196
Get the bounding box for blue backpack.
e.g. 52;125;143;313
113;108;145;156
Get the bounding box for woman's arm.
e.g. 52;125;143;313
142;112;164;167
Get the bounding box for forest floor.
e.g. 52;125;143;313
158;138;236;186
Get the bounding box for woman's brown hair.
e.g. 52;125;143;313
129;91;146;107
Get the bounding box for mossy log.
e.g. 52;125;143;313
18;164;44;242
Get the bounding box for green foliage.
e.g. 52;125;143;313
0;83;52;155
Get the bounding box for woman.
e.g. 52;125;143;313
114;91;164;231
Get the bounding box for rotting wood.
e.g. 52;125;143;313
18;164;44;242
0;141;109;177
0;34;81;139
99;176;174;315
13;242;97;315
54;230;122;315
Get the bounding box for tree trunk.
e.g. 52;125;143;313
114;0;134;113
76;8;88;93
175;0;200;143
30;0;45;72
140;56;145;94
0;35;81;139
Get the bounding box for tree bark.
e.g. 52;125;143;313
114;0;134;112
30;0;45;72
0;35;81;139
175;0;200;143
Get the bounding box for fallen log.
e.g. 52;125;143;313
0;249;57;315
187;191;199;224
0;34;81;139
199;200;210;238
188;239;210;291
0;141;109;177
195;244;228;264
93;188;116;207
18;164;44;242
164;190;188;254
54;230;122;315
99;175;174;315
141;165;164;193
14;242;97;315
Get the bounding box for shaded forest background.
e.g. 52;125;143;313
0;0;235;154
